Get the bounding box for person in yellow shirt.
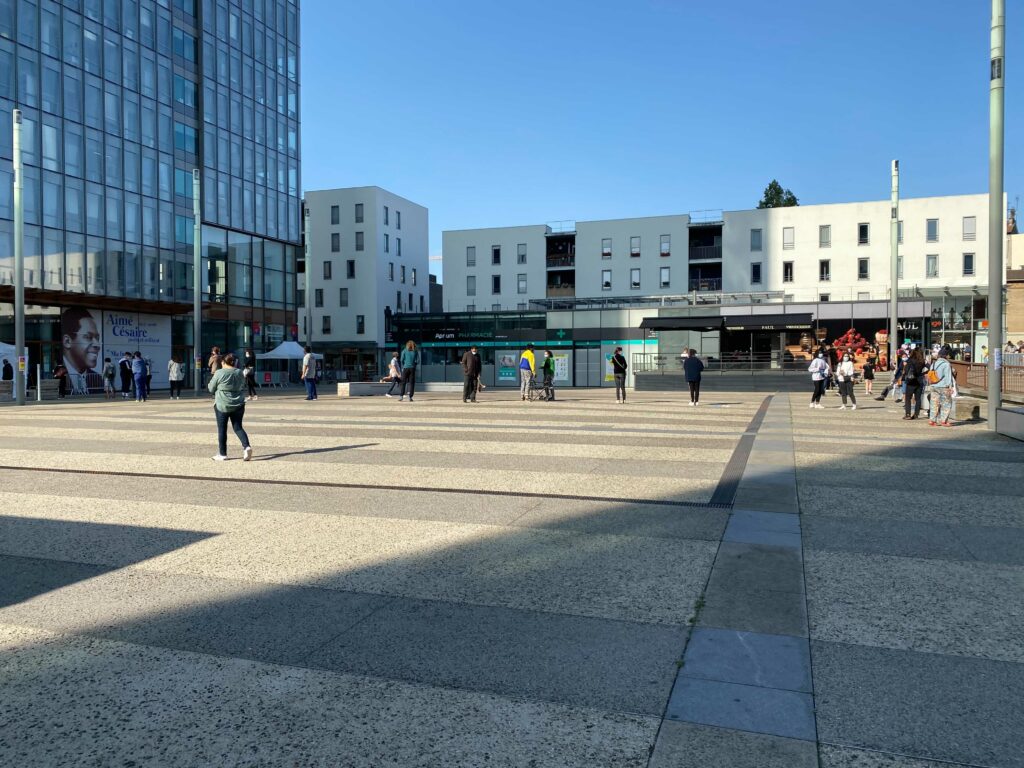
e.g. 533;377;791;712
519;344;535;401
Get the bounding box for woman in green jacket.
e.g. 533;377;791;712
207;352;253;461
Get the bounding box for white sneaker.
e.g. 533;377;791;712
851;404;857;410
212;454;227;461
689;401;695;406
839;405;847;410
809;403;815;408
385;393;392;398
616;399;621;403
243;446;252;462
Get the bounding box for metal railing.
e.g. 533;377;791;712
689;245;722;261
950;361;1024;396
633;351;820;375
689;278;722;292
546;255;575;268
546;284;575;297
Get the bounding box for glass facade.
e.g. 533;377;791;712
0;0;300;374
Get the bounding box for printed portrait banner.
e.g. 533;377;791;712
103;312;173;389
60;307;105;394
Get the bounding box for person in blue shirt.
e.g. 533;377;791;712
682;349;705;406
131;352;148;403
519;344;535;401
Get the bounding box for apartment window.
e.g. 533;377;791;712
383;206;389;225
819;293;830;302
466;246;476;266
396;238;401;256
491;245;501;265
630;236;641;256
396;211;401;230
492;275;501;294
926;254;939;278
400;265;406;284
659;266;670;288
396;291;402;310
321;315;331;334
782;227;794;250
322;261;332;279
330;232;339;252
411;268;417;286
751;262;762;285
313;288;323;307
601;238;612;258
858;257;869;280
630;268;641;289
819;259;831;281
355;231;364;251
926;218;939;242
857;292;871;301
330;205;339;225
750;228;763;251
660;235;671;256
517;243;527;264
419;296;424;312
339;287;348;307
517;273;527;294
356;315;364;334
467;275;476;296
388;263;394;281
354;203;363;223
601;269;612;290
346;260;355;279
897;220;903;244
963;253;975;276
783;261;794;283
963;216;977;241
384;233;389;253
467;304;476;312
897;254;904;280
819;225;831;248
858;223;869;245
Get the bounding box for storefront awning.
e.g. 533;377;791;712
722;313;814;331
639;316;724;331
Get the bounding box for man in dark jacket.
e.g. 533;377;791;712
683;349;705;405
611;347;628;403
461;345;482;403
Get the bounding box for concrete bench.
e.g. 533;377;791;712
997;406;1024;441
337;382;396;397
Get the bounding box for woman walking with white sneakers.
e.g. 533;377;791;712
808;351;830;409
835;351;857;410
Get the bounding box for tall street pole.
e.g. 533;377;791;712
988;0;1005;428
889;160;899;371
304;206;312;347
193;169;202;395
13;110;25;406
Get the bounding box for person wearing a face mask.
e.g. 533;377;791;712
808;351;830;409
835;351;857;410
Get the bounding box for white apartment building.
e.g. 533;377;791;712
442;194;996;311
303;186;428;374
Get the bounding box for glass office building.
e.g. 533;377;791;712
0;0;301;383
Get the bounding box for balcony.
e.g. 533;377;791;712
689;278;722;292
546;255;575;269
689;245;722;261
546;284;575;298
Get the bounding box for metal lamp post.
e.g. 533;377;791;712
13;110;25;406
988;0;1005;428
889;160;900;371
193;169;202;394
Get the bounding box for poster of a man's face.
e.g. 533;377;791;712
61;307;104;394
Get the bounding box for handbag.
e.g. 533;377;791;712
925;369;940;385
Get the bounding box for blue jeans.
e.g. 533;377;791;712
215;405;250;456
304;377;317;399
133;373;147;401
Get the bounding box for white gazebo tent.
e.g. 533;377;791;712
254;342;322;388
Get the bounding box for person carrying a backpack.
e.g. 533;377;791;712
902;347;925;420
611;347;628;403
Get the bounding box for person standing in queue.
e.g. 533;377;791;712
611;347;628;403
399;340;418;402
461;345;482;403
541;350;556;401
131;352;148;402
835;351;857;410
519;343;535;401
243;348;258;401
119;352;133;399
302;345;318;400
683;349;705;406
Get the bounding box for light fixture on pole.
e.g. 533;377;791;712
193;169;202;395
988;0;1005;428
13;109;25;407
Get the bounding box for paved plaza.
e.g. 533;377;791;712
0;386;1021;767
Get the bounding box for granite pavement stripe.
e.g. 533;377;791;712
0;624;661;768
709;396;773;506
650;721;819;768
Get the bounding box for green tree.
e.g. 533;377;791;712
757;180;799;208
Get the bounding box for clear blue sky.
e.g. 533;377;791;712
300;0;1022;276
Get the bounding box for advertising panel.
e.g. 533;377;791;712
60;307;105;394
497;350;520;384
103;312;173;389
552;351;572;386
